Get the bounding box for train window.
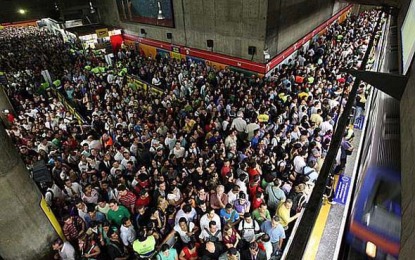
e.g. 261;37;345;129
373;180;401;214
363;179;401;238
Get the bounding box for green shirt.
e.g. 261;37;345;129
252;208;271;226
107;205;130;226
133;235;156;255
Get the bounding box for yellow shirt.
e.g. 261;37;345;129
277;202;290;228
133;235;156;255
258;114;269;123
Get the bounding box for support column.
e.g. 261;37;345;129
0;121;59;259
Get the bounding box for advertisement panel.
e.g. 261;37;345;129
139;44;157;59
206;60;229;71
116;0;175;27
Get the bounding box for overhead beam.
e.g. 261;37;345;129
342;69;408;100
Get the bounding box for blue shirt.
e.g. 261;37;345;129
261;220;286;243
219;208;239;223
84;211;106;228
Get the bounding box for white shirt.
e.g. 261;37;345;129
231;117;247;132
227;190;239;205
120;225;136;246
238;219;260;242
64;182;83;198
174;222;195;244
60;241;76;260
175;208;197;225
319;120;333;136
293;155;306;174
199;213;222;231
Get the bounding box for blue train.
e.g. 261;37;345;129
347;90;401;259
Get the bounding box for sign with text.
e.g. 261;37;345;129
354;115;365;130
334;175;351;205
96;28;109;38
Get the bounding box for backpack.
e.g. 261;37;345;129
289;191;307;214
204;228;220;242
240;219;259;239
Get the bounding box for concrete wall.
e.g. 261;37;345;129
398;0;415;258
98;0;345;63
99;0;268;62
400;59;415;260
265;0;335;58
0;120;58;259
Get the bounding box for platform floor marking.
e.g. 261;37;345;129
302;175;340;260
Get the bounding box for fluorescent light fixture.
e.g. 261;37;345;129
89;2;96;14
157;1;165;20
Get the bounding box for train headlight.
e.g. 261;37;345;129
366;241;377;258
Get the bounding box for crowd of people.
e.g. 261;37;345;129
0;8;378;260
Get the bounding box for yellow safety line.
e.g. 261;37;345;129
302;175;340;260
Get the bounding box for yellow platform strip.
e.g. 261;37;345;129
302;175;340;260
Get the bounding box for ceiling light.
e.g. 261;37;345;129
157;1;165;20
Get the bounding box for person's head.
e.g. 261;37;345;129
108;227;119;241
259;203;267;213
260;233;270;242
178;217;188;230
158;181;166;191
160;244;170;255
198;200;207;211
122;217;132;227
273;178;281;187
102;221;110;232
227;247;238;260
137;228;147;242
118;184;128;196
224;223;233;235
207;220;217;233
249;242;259;254
271;215;280;228
75;199;85;210
207;207;215;218
108;199;119;211
232;184;240;194
225;203;233;214
97;197;107;208
182;204;192;214
284;199;293;209
216;185;224;195
52;238;64;251
238;192;247;204
198;187;206;196
64;178;72;187
244;212;252;223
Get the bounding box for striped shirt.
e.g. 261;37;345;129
63;216;85;241
119;191;137;210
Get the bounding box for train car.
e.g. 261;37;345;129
347;90;401;259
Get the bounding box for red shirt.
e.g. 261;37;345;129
7;113;14;123
119;191;137;210
135;195;150;208
221;165;231;179
252;198;264;210
248;168;259;179
248;183;263;201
